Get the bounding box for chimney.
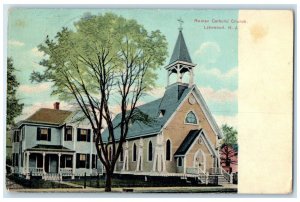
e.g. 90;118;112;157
53;102;60;110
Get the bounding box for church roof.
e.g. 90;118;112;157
169;30;192;65
174;129;201;156
102;83;193;141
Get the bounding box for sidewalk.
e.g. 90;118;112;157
7;184;237;193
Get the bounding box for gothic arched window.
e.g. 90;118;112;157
185;111;198;124
148;141;153;161
108;146;112;161
166;139;171;161
120;146;123;162
133;143;137;161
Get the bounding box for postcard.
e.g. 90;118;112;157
4;8;294;194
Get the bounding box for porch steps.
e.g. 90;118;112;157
218;175;231;184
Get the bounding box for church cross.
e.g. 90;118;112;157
178;18;184;31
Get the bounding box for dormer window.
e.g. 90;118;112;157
185;111;198;124
159;110;166;117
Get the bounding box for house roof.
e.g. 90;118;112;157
26;144;75;152
24;108;73;125
174;129;201;156
169;30;192;65
102;83;193;141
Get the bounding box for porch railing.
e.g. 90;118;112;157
43;173;61;181
29;167;43;175
186;167;199;174
221;168;232;182
209;167;222;175
60;168;73;176
186;167;206;175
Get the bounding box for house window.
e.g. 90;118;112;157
177;157;182;167
60;155;73;168
66;156;73;168
76;153;90;168
65;126;73;141
148;141;153;161
166;140;171;161
185;111;198;124
37;127;51;141
77;128;91;142
133;143;137;162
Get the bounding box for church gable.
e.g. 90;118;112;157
162;87;221;150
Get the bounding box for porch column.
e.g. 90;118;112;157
43;152;46;174
177;66;181;82
26;152;30;173
58;153;61;174
22;153;26;174
26;152;30;179
183;157;186;174
72;153;76;179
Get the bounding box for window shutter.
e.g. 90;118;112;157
95;155;97;169
76;154;80;168
37;127;41;141
77;128;80;141
92;154;96;169
64;127;67;141
48;128;51;141
86;154;90;169
87;129;91;142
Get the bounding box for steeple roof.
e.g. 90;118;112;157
169;30;192;65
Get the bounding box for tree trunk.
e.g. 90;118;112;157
105;171;112;192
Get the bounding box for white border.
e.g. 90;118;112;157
1;2;299;201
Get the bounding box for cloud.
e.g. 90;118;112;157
148;87;165;98
199;66;238;81
31;47;44;57
14;19;27;28
19;83;51;94
199;87;237;102
8;40;25;47
214;114;238;129
110;101;145;117
195;41;221;64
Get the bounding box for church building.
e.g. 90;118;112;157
103;26;224;181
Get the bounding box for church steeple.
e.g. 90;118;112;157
165;19;196;87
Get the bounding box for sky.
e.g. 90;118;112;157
7;8;238;128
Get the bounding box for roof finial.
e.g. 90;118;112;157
178;17;184;31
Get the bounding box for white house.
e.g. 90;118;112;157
11;102;102;180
